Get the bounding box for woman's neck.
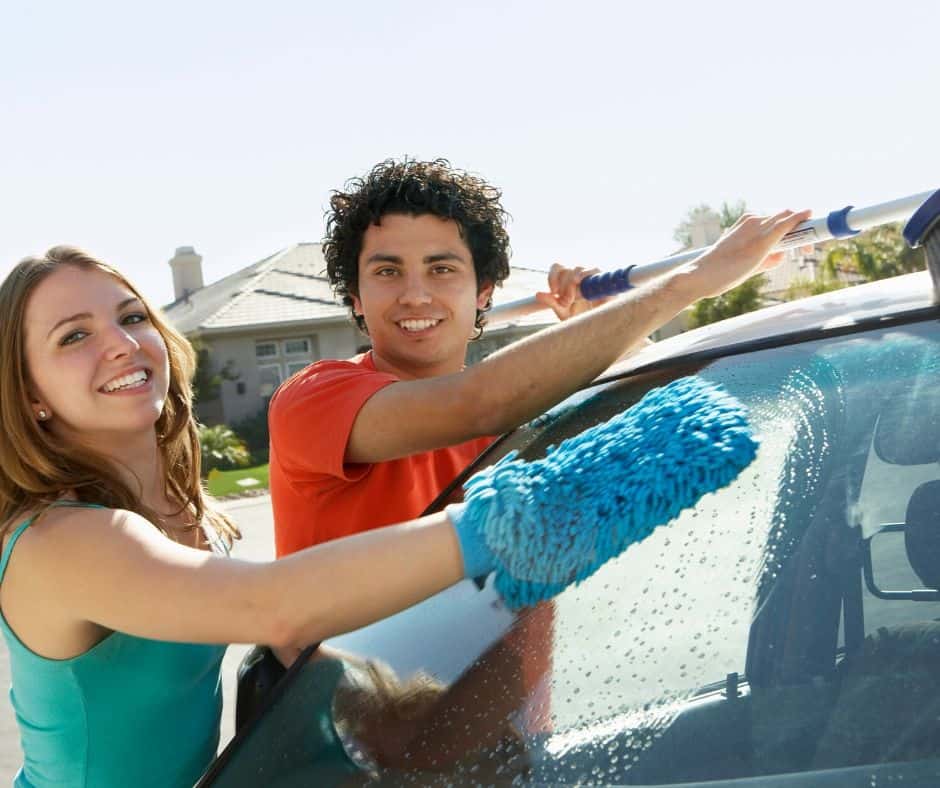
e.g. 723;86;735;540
90;432;175;514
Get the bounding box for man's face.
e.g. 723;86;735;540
353;213;493;379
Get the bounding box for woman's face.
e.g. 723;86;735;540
23;265;171;449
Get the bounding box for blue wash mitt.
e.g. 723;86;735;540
450;376;759;609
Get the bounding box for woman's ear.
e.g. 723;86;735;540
28;387;51;422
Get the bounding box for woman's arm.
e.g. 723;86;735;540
2;506;463;654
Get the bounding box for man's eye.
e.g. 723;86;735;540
375;267;398;277
432;265;456;275
60;331;88;346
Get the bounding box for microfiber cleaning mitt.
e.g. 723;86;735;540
449;376;759;609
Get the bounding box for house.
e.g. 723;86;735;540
162;244;556;427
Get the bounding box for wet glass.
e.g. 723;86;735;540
206;319;940;786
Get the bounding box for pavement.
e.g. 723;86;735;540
0;495;277;783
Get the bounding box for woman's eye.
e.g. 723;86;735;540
60;331;88;346
121;312;148;325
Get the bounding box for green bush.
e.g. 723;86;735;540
199;424;251;475
231;402;271;465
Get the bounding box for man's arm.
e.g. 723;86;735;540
347;210;809;464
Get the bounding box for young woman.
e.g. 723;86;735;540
0;238;770;786
0;246;525;787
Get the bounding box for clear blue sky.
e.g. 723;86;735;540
2;0;937;306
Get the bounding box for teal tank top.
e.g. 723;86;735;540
0;503;227;787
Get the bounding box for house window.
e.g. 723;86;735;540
258;364;282;398
255;341;278;359
284;337;311;356
286;361;310;377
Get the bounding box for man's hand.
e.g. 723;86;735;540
682;209;812;299
534;264;611;321
535;208;810;319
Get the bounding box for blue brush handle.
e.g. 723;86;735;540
579;267;636;299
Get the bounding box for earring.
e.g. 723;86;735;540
37;409;48;421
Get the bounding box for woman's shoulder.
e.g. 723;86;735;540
0;506;111;595
2;502;124;551
0;508;36;559
1;504;159;593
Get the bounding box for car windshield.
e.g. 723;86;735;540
218;318;940;787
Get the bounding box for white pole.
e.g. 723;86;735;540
488;189;937;325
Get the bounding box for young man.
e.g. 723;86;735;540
265;158;807;742
269;158;807;557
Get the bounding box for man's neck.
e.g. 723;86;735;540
369;349;465;381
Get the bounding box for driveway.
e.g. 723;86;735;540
0;495;276;783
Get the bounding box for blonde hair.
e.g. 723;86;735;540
0;246;239;546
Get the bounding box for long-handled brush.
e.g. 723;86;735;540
450;375;758;609
490;188;938;325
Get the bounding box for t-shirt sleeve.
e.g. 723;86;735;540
269;361;399;481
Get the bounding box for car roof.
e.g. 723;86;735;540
606;271;938;377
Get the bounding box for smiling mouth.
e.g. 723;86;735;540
397;319;441;333
100;369;151;393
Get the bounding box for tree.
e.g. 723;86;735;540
673;200;747;248
191;339;222;404
190;338;241;426
198;424;251;475
231;403;272;465
688;274;767;329
823;222;925;283
673;204;717;248
677;200;768;328
190;342;226;428
718;199;748;231
783;276;846;301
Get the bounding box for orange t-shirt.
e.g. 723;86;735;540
268;352;494;557
269;351;553;732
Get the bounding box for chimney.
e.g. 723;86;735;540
169;246;204;301
690;213;722;248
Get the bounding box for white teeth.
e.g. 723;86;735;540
102;370;148;393
398;319;439;332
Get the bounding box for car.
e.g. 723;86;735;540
200;209;940;787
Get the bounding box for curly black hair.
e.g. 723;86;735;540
323;158;512;336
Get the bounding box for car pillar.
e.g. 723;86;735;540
903;190;940;302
